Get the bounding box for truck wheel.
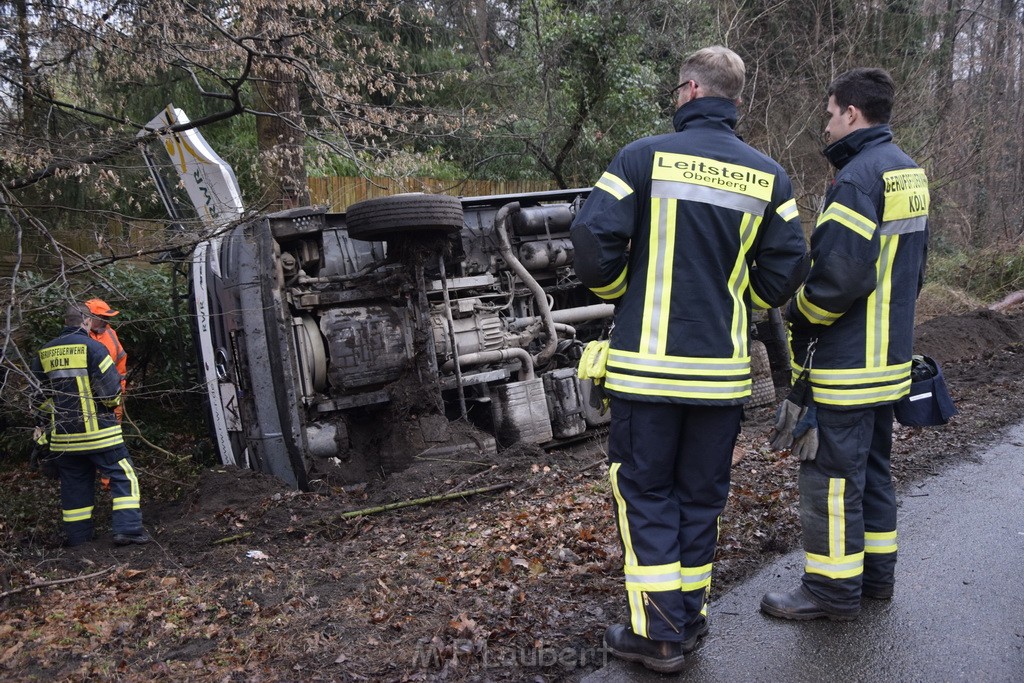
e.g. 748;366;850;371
345;193;464;241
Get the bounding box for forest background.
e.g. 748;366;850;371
0;0;1023;442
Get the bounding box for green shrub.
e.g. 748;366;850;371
927;244;1024;303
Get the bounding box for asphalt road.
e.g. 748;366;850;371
584;422;1024;682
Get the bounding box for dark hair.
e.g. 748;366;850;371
827;68;894;125
64;304;84;327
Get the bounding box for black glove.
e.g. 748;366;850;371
30;443;59;479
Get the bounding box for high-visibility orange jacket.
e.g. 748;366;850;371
89;326;127;389
90;326;127;423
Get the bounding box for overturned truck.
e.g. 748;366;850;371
198;191;619;489
143;108;786;489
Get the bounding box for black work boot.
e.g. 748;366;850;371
861;584;894;600
760;585;859;621
113;530;152;546
682;616;710;653
603;624;686;673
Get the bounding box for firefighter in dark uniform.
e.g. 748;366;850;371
570;46;808;673
760;68;928;619
31;305;150;547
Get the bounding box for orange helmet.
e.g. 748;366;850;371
84;298;119;317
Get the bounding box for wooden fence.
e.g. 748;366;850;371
307;176;559;212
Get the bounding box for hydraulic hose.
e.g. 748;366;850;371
493;202;559;367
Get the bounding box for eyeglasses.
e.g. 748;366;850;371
670;80;697;98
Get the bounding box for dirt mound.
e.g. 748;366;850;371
914;309;1024;362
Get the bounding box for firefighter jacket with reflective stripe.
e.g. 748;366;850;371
90;325;127;393
570;97;808;405
787;125;929;408
31;326;124;453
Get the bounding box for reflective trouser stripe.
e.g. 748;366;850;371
864;530;898;554
624;563;683;593
682;562;713;618
63;506;94;522
118;458;140;500
609;462;646;637
805;476;865;579
805;551;864;579
828;477;846;557
680;563;712;592
111;455;141;507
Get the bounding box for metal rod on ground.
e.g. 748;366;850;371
336;482;513;520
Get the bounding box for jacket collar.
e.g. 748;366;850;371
823;125;893;169
61;325;89;338
673;97;739;133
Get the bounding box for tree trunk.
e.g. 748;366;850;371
254;5;309;211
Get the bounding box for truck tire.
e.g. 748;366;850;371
345;193;464;241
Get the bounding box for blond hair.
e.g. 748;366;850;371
679;46;745;100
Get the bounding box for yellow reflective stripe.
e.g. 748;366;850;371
641;198;675;355
595;171;633;201
828;478;846;557
805;551;864;579
865;530;898;554
75;376;98;433
818;202;876;240
625;589;648;637
608;350;749;376
651;179;770;214
624;563;683;592
608;463;637;567
866;234;898;368
794;287;842;325
590;266;628;300
882;168;929;221
49;426;125;452
118;458;140;500
776;198;800;222
98;355;114;373
680;563;713;592
112;497;141;510
609;462;646;637
51;436;125;452
63;506;95;522
605;373;751;400
750;288;771;311
657;199;677;356
797;361;912;385
812;379;911;406
728;214;760;357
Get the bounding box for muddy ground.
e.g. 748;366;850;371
2;308;1024;682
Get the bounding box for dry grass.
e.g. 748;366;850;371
915;283;986;324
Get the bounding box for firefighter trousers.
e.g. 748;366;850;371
800;404;897;610
607;399;742;642
56;445;144;544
